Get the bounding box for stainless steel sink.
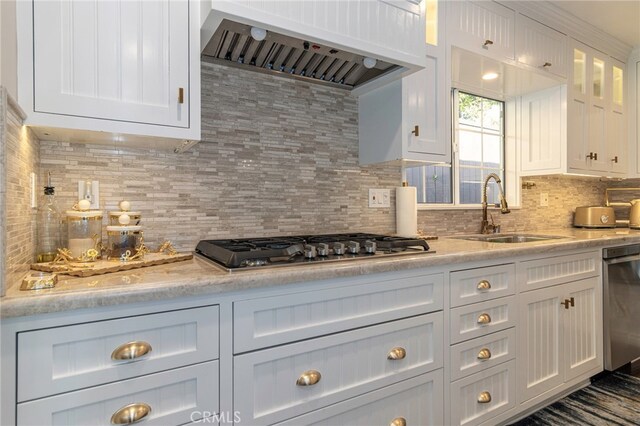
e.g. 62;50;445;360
452;234;568;243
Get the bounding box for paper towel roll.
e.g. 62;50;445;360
396;185;417;237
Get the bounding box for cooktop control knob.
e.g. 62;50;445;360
333;242;345;255
347;241;360;254
317;243;330;257
304;244;317;259
364;240;377;254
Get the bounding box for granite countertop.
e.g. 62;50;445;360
3;228;640;319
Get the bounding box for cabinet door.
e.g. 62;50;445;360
518;285;565;403
32;0;189;127
608;58;627;174
567;42;590;171
447;0;515;61
588;50;610;172
515;14;567;78
520;85;566;174
403;55;448;159
564;277;602;381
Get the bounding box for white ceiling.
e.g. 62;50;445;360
547;0;640;48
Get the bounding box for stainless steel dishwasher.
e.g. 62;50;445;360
603;244;640;370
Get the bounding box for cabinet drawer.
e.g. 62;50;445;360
518;251;600;292
235;313;443;425
450;264;515;307
450;328;515;381
450;297;516;344
18;305;219;402
450;360;516;426
17;361;218;426
275;370;444;426
234;272;443;353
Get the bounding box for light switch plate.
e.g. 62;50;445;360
540;193;549;207
369;189;391;208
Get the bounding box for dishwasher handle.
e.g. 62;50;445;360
604;253;640;265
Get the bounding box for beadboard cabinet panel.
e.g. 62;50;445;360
275;371;444;426
515;14;567;78
17;361;218;426
33;0;189;127
18;305;219;402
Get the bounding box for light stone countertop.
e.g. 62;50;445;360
3;228;640;319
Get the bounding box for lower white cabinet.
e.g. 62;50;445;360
449;360;516;426
275;371;444;426
518;276;602;403
234;313;443;425
17;361;219;425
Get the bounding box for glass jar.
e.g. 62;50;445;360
106;226;144;261
66;210;103;261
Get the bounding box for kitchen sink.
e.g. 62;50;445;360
452;234;569;243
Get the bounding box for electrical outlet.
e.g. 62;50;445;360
540;192;549;207
369;189;391;208
78;180;100;209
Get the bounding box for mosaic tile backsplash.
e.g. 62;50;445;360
4;60;640;295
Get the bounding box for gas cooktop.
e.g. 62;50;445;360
195;233;432;271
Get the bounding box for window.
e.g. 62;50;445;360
406;91;505;206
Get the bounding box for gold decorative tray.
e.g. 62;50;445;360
31;252;193;277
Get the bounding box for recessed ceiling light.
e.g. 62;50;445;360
482;72;499;80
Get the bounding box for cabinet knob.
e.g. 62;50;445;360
561;299;570;309
477;348;492;360
477;313;492;325
569;296;575;307
477;391;492;404
483;39;494;48
387;347;407;360
178;87;185;104
586;152;598;161
411;125;420;137
477;280;491;291
296;370;322;386
612;156;619;163
110;403;151;424
542;62;552;68
390;417;407;426
111;341;152;361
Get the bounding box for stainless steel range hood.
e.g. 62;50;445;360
201;20;403;91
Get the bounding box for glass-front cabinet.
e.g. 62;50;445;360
567;39;626;175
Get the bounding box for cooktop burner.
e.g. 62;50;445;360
195;233;432;271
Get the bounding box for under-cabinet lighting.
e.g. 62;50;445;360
482;72;499;80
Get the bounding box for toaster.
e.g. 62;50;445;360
573;206;616;228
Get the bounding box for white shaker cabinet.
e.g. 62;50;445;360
518;277;602;404
446;0;515;62
515;14;567;78
17;0;201;142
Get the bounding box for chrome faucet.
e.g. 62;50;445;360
481;173;510;234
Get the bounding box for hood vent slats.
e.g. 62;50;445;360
202;19;400;90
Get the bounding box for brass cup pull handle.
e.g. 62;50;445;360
411;125;420;137
477;391;492;404
387;347;407;360
110;403;151;424
477;313;492;325
296;370;321;386
477;348;492;360
390;417;407;426
477;280;491;291
111;341;152;361
542;62;552;68
483;39;494;48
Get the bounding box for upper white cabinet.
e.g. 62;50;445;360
567;39;626;175
17;0;201;142
358;0;449;165
515;14;567;78
446;0;515;61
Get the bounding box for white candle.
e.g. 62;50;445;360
68;238;96;258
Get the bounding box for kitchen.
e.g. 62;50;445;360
1;0;639;425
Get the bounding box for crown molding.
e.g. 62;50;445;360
497;0;633;62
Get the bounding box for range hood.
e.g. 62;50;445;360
201;19;403;91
